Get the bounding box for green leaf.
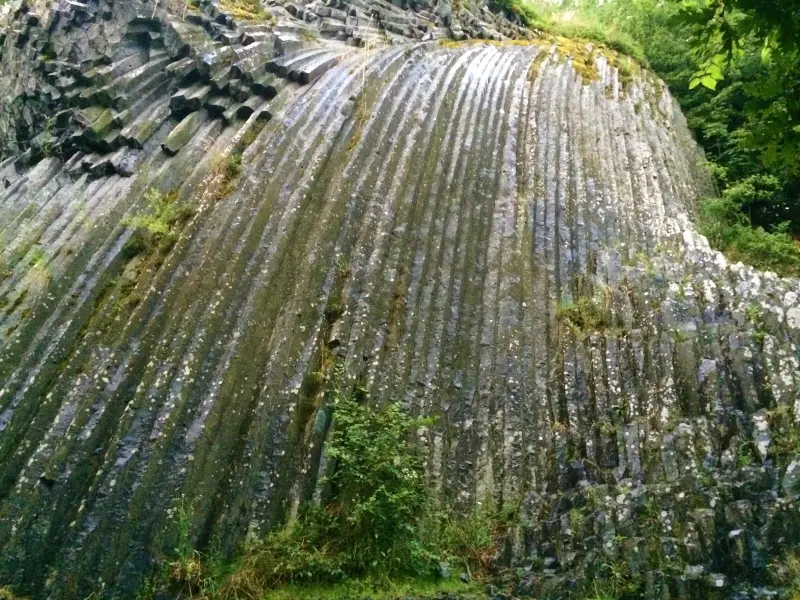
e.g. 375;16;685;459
689;77;702;90
711;53;726;68
700;75;717;90
706;63;723;80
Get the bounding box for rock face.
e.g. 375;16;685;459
0;1;799;599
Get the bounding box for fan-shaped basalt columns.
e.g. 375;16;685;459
0;2;799;597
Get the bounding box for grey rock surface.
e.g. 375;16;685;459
0;1;798;599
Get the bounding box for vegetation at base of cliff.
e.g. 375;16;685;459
150;374;799;600
158;388;506;599
258;577;482;600
530;0;800;276
772;552;800;600
145;368;800;600
698;197;800;276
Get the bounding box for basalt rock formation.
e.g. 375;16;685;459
0;0;799;599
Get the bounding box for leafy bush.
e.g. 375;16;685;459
323;395;433;574
214;391;439;597
538;0;800;273
493;0;546;29
698;197;800;277
547;17;646;64
719;174;792;229
494;0;647;62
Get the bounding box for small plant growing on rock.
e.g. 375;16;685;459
557;289;615;337
125;189;194;254
169;552;207;596
0;249;11;281
166;501;215;596
214;154;243;201
768;404;800;469
219;0;271;21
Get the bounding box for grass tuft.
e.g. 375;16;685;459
123;189;195;256
557;289;616;337
219;0;272;21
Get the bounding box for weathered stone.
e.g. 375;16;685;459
169;83;213;114
161;110;205;156
783;458;800;496
206;94;233;116
120;101;171;149
725;500;753;528
110;147;143;176
222;101;243;125
250;72;281;98
751;410;771;461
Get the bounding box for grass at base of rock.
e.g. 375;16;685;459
261;576;485;600
162;390;505;600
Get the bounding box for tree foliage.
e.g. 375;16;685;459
675;0;800;174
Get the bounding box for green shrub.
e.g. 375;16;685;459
435;509;497;576
323;395;433;574
548;18;647;64
719;174;790;230
158;385;502;599
698;197;800;277
493;0;545;29
214;391;439;597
